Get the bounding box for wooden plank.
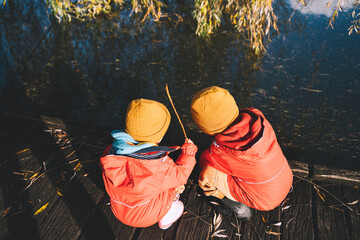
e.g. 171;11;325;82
0;117;44;239
0;114;111;239
199;196;245;240
0;208;41;239
135;224;165;240
0;145;55;239
130;186;246;240
2;113;359;240
312;164;360;185
176;185;245;240
36;161;106;239
279;180;315;240
135;184;211;240
0;187;9;239
0;115;107;239
242;206;281;240
79;195;136;240
289;160;360;184
10;150;105;240
213;211;244;240
0;159;42;239
288;160;309;178
314;182;351;240
342;184;360;240
172;186;212;240
35;181;103;239
38;198;81;239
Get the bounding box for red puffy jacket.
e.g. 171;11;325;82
199;108;293;211
99;143;196;227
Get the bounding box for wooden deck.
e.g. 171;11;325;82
0;112;359;240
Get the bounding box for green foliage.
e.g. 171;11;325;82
45;0;165;22
25;0;359;53
227;0;278;53
130;0;165;22
193;0;278;54
348;0;360;35
45;0;276;53
193;0;223;36
46;0;121;22
322;0;360;35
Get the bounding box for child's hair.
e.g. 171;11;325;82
191;86;239;135
125;99;171;143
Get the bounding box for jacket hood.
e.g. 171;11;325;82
213;108;278;162
215;109;264;150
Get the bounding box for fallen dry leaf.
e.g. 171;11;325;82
347;199;359;205
266;230;281;235
34;202;49;216
16;148;29;154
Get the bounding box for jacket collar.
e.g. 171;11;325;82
214;109;264;151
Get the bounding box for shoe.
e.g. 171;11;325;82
158;200;184;230
206;196;233;216
221;198;252;220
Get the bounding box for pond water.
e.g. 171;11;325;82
0;0;359;170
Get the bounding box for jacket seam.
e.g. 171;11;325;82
235;159;286;185
111;198;151;208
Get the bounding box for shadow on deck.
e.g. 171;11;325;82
0;113;359;240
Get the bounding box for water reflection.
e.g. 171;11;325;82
0;0;359;170
288;0;354;17
258;0;360;169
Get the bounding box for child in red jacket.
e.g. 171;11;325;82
100;99;197;229
191;86;293;219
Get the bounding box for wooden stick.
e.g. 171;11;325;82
294;175;354;212
165;83;188;139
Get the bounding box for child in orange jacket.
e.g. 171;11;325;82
191;86;293;219
100;99;197;229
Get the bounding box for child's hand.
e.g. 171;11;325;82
175;185;185;194
181;138;198;156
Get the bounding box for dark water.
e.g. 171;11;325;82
0;0;359;169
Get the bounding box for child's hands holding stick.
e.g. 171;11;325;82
181;138;197;156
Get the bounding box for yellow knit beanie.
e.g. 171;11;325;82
191;86;239;135
125;99;171;143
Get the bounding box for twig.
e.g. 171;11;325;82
183;215;209;221
285;217;294;229
288;0;301;23
184;207;211;226
235;213;241;240
81;159;98;163
65;150;75;159
23;158;80;190
312;174;360;183
294;175;354;212
291;203;357;210
165;83;188;139
83;142;106;150
247;220;263;240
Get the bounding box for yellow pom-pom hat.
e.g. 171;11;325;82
125;99;171;143
191;86;239;135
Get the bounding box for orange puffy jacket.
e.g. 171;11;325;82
199;108;293;211
99;143;196;228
